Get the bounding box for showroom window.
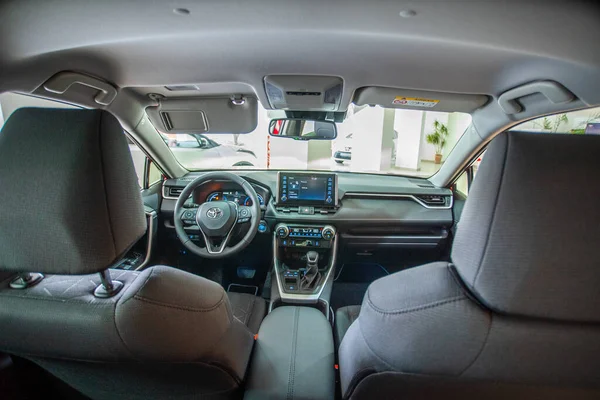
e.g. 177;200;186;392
510;106;600;134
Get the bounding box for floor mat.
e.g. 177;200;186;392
330;282;369;312
227;283;259;295
334;262;389;283
330;262;390;311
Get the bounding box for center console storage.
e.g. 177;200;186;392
243;306;335;400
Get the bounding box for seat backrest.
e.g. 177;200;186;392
0;109;254;400
339;132;600;399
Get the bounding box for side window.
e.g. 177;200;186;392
147;160;162;187
510;106;600;134
455;171;469;197
125;136;146;188
126;135;163;189
198;135;210;148
454;151;486;197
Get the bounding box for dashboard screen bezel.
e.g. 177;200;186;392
276;172;339;207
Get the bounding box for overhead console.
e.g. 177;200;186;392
264;75;343;111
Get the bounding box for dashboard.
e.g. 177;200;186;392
160;169;454;273
162;170;454;237
160;171;455;301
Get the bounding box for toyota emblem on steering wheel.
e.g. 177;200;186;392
206;207;223;219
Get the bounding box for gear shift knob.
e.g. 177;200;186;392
301;251;321;290
306;251;319;266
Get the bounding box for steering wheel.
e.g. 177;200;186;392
173;172;261;259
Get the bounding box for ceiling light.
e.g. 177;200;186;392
399;10;417;18
173;8;191;15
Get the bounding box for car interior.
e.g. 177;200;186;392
1;1;600;399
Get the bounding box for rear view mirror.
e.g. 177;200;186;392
269;118;337;140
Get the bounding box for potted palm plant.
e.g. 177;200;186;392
426;120;449;164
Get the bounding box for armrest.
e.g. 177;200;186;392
244;306;335;400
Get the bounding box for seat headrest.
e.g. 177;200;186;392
452;131;600;323
0;108;146;275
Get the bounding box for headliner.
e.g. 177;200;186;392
2;0;600;185
1;0;600;109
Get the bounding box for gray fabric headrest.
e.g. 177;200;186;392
0;108;146;275
452;131;600;323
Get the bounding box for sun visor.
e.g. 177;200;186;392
353;87;489;113
146;96;258;134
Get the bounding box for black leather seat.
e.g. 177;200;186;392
337;132;600;399
0;108;265;400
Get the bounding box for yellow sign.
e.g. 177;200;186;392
392;96;439;108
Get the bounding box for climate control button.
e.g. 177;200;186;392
276;225;289;238
321;226;336;240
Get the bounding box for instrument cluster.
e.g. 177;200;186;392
206;191;265;207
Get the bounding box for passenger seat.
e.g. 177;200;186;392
336;132;600;399
335;305;360;347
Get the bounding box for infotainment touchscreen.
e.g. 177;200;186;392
277;173;337;206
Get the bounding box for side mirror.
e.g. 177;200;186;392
269;118;337;140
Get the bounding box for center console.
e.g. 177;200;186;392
271;173;339;310
244;173;338;400
273;223;337;299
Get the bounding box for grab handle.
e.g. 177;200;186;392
498;81;574;114
43;72;118;106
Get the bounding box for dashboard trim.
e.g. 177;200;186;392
342;192;453;210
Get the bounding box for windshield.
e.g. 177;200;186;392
163;104;472;177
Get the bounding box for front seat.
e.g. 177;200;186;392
337;132;600;399
0;108;265;400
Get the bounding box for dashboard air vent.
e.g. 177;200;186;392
168;187;184;197
415;194;450;207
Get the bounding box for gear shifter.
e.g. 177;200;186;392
301;251;321;290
